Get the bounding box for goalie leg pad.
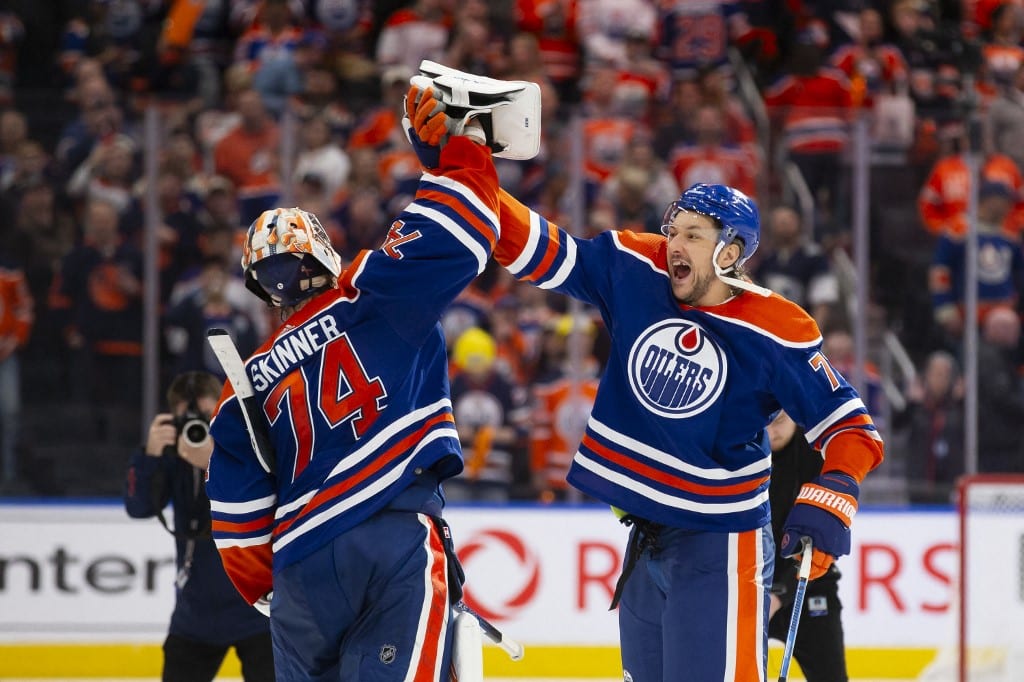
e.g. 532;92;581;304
416;60;542;160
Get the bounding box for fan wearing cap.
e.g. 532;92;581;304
491;181;884;682
445;327;529;503
205;83;501;680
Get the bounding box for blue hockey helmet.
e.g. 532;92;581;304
661;183;761;266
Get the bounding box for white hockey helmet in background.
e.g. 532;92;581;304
242;207;342;307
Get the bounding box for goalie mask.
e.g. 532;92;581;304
242;207;342;307
662;184;769;296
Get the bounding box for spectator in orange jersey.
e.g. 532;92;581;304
829;6;909;108
764;38;853;240
979;2;1024;95
375;0;452;74
529;313;601;501
669;104;757;199
581;62;642;184
0;256;32;491
212;88;280;225
580;20;667;126
347;67;420;203
917;122;1024;238
516;0;582;107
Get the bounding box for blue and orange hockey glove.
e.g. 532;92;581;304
779;471;859;580
403;84;451;169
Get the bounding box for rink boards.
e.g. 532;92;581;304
0;503;981;678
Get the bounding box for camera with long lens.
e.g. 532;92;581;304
162;404;211;456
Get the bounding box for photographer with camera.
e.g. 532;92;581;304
124;372;273;682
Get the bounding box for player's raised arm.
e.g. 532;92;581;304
347;76;527;344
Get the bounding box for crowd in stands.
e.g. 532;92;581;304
0;0;1022;504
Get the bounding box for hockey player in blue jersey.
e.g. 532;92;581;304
204;83;507;680
490;181;885;680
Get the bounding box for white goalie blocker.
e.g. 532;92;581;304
450;601;524;681
451;609;484;682
412;60;542;161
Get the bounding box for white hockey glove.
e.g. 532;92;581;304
404;60;542;161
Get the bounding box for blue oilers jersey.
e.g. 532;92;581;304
494;190;883;532
206;138;500;604
930;230;1024;311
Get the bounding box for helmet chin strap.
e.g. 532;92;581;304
712;242;772;297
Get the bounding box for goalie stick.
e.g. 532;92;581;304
207;328;276;475
778;537;813;682
454;600;524;661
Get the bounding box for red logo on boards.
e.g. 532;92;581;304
458;529;540;621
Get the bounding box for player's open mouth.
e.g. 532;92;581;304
671;261;691;281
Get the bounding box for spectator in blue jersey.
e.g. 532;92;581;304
489;177;884;681
929;180;1024;346
124;372;273;682
50;198;143;409
162;258;260;382
754;205;840;331
205;83;505;680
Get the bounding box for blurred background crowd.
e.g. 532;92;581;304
0;0;1021;506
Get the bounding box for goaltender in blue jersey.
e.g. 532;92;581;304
205;113;500;680
492;183;884;682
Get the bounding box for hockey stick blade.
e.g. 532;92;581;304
454;601;524;661
778;537;813;682
207;328;277;475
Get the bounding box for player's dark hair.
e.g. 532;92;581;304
166;371;221;409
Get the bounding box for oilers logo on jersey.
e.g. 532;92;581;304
627;320;726;418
